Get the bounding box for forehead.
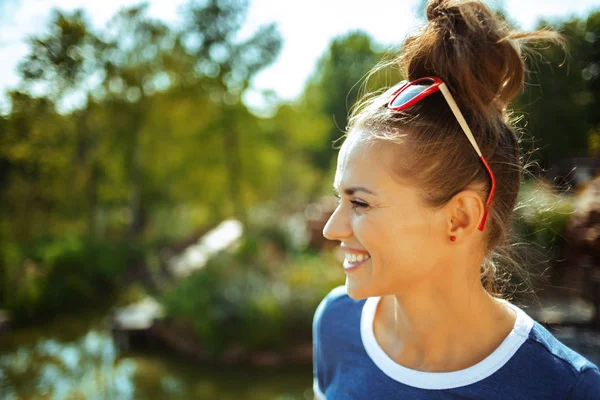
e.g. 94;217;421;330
334;133;394;190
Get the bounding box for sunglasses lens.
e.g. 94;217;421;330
389;79;434;109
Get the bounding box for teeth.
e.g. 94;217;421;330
345;252;370;264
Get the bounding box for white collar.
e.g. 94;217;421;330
360;295;534;389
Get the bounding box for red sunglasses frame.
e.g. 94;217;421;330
388;76;496;232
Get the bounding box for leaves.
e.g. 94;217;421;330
511;11;600;170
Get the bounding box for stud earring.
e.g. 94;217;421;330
450;236;456;242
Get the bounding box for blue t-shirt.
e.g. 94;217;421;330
313;285;600;399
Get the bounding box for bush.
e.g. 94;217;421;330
4;235;142;322
159;235;344;354
513;180;575;249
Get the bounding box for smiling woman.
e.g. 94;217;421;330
312;0;600;399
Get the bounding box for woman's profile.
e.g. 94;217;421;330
312;0;600;398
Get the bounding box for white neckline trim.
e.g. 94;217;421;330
360;296;534;390
313;378;326;400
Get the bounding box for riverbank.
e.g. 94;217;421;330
0;309;312;399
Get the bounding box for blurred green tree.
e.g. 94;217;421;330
582;11;600;157
98;4;179;239
15;10;106;237
511;12;600;170
180;0;282;224
0;92;74;241
307;32;383;175
301;31;397;198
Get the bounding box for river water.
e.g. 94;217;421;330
0;312;312;399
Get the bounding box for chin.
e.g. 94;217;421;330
345;278;373;300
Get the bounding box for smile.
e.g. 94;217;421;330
343;252;371;271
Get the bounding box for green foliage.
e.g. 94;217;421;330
582;11;600;128
279;253;346;337
512;180;576;250
160;256;227;352
0;0;288;326
305;31;386;174
3;235;141;323
3;0;284;244
160;231;343;354
17;9;99;101
511;11;600;169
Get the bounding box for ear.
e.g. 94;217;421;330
446;190;485;239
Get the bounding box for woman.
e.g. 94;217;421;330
312;0;600;398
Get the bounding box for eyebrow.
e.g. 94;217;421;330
334;186;377;196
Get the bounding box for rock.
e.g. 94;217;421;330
168;219;244;278
111;297;164;331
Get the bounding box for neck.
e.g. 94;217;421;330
374;269;516;372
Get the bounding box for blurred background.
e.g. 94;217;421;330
0;0;599;398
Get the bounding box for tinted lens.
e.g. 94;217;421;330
389;79;434;109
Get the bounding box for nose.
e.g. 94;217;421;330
322;205;352;241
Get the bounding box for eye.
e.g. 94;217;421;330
350;199;369;210
333;191;369;211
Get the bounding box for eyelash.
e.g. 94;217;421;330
350;200;369;210
335;194;370;210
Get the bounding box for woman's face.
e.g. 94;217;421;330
323;132;451;300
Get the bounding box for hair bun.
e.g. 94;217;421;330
398;0;564;119
426;0;447;21
426;0;451;22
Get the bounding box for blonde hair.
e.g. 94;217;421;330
347;0;565;298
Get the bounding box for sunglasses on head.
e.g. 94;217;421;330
387;76;496;232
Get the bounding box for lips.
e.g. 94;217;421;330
339;244;370;271
341;247;371;271
344;252;371;263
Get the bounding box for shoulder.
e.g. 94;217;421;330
568;367;600;399
524;322;600;397
527;322;598;374
313;285;368;399
313;285;350;324
312;284;367;342
313;285;366;331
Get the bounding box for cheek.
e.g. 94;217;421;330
354;213;406;262
351;214;380;244
356;212;434;274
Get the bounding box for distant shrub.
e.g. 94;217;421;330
513;180;576;250
159;234;344;354
4;235;142;322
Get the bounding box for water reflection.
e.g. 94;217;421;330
1;330;134;399
0;325;311;399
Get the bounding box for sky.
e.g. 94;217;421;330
0;0;599;115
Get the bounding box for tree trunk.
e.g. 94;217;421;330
221;105;246;224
